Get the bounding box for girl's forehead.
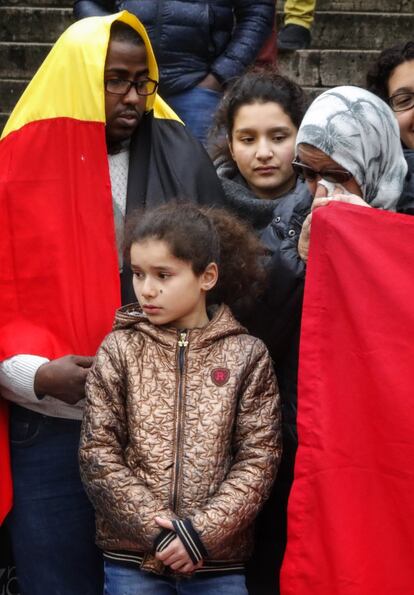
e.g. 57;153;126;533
232;101;296;132
130;239;188;268
131;238;170;257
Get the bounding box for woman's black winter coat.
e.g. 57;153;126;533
73;0;275;97
216;157;312;593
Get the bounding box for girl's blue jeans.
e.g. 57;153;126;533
104;560;248;595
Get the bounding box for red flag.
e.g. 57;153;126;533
0;401;12;524
281;203;414;595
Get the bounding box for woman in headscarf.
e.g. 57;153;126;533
294;85;408;261
245;85;406;594
281;88;414;595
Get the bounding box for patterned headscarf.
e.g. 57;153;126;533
296;86;407;210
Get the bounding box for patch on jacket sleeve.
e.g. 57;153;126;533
211;367;230;386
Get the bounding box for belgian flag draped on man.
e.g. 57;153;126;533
0;11;224;519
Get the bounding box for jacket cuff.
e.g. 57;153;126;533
154;528;176;553
209;68;226;87
172;518;208;563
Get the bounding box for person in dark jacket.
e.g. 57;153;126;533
366;41;414;215
0;14;225;594
80;203;281;594
210;71;312;595
73;0;275;145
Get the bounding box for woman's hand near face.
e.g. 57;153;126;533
310;194;370;213
311;183;370;210
298;181;327;262
298;212;312;262
299;184;371;262
328;186;371;208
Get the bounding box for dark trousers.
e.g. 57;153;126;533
5;404;103;595
246;424;297;595
166;87;222;147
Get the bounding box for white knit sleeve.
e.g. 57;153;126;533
0;355;50;403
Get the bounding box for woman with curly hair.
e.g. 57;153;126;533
366;41;414;214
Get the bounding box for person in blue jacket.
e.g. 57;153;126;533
73;0;275;145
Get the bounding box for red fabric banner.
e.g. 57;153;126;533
0;118;120;521
0;117;120;360
281;203;414;595
0;401;12;524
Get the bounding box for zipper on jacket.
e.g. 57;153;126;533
171;330;189;512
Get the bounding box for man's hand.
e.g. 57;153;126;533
154;517;203;574
34;355;94;404
197;73;222;93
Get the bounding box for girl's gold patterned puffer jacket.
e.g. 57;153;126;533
79;303;281;574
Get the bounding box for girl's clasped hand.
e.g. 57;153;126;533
154;517;203;574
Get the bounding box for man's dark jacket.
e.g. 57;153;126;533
73;0;275;96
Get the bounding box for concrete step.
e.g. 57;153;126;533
0;42;50;80
0;79;27;114
0;42;380;90
9;0;412;12
0;7;73;44
303;87;326;101
0;113;9;134
4;1;72;7
4;0;72;6
3;6;414;48
278;49;380;89
278;0;414;13
276;12;414;50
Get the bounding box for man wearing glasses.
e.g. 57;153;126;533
366;41;414;217
74;0;275;146
0;14;224;595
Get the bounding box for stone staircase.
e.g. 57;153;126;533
0;0;73;132
1;0;414;133
277;0;414;97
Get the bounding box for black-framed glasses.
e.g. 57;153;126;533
291;158;353;185
388;91;414;113
105;77;158;96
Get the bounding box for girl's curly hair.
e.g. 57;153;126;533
126;203;267;308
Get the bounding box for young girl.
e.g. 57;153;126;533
210;71;311;595
79;204;281;595
210;71;310;229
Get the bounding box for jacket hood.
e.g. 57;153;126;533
2;11;180;141
215;155;311;229
113;302;247;349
